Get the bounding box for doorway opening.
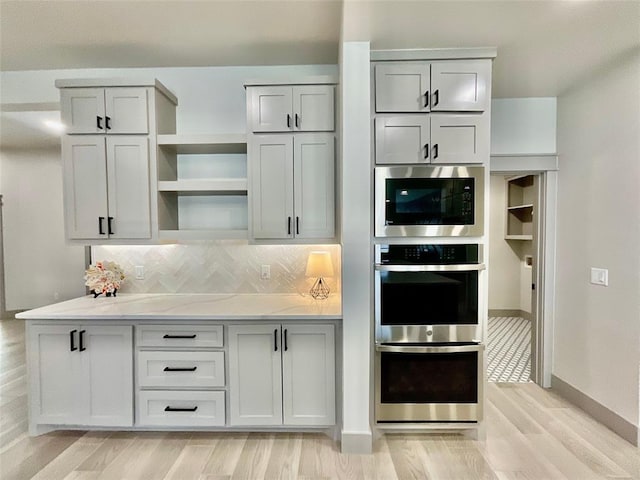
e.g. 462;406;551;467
487;173;542;384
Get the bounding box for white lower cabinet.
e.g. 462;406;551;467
29;324;133;427
137;390;225;427
228;323;335;426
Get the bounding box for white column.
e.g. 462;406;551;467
339;41;372;454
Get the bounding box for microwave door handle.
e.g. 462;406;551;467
376;344;484;354
375;264;486;272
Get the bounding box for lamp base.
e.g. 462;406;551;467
310;277;330;300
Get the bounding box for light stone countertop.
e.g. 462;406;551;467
15;293;342;321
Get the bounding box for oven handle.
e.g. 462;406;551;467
375;263;485;272
376;343;484;354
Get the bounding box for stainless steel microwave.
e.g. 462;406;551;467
375;166;485;237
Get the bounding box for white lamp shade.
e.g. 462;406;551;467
305;251;334;278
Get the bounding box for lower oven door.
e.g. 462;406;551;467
375;343;484;423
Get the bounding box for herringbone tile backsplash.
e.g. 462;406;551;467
92;242;341;295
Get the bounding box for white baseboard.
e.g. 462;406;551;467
340;430;373;454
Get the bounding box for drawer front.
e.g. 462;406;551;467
137;390;225;426
138;351;225;388
137;325;223;348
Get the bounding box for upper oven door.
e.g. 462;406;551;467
375;263;484;343
375;166;484;237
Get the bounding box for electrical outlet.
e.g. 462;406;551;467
135;266;145;280
261;264;271;280
590;267;608;286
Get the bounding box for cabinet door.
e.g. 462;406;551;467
28;324;81;425
250;136;294;239
63;136;109;240
375;63;430;113
249;86;293;132
282;324;335;426
430;60;491;112
430;114;489;164
293;85;334;131
228;325;282;426
60;88;106;134
81;325;133;426
293;134;335;239
104;87;149;134
106;136;151;239
375;116;431;164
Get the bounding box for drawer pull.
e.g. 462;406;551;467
163;366;197;372
164;406;198;412
163;334;197;339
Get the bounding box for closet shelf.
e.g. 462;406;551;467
507;203;533;211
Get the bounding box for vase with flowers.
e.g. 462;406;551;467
84;261;126;298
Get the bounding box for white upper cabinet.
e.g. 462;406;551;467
375;116;431;164
375;64;430;113
249;85;334;132
375;60;490;113
376;114;488;165
250;134;334;240
63;135;151;240
61;87;149;134
430;60;491;112
430;114;489;164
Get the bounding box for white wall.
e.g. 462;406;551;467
488;175;521;310
556;52;640;428
0;148;86;309
491;98;556;155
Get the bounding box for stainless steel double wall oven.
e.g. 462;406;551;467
374;165;485;423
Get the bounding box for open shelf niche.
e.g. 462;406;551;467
157;134;249;240
505;174;535;240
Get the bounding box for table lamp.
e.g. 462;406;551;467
305;251;334;299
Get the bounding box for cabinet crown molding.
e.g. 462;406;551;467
55;78;178;105
371;47;498;62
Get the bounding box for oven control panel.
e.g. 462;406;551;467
378;244;479;264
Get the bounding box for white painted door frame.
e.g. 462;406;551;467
490;154;558;388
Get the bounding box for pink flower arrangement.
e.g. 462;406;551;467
84;260;126;297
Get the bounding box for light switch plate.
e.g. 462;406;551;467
135;266;145;280
590;267;608;286
261;264;270;280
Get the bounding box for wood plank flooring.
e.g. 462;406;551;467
1;318;638;479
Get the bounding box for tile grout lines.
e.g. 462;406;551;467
487;316;531;383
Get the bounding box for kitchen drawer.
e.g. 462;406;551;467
137;325;223;348
137;390;225;426
138;351;225;388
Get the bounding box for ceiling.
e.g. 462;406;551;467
0;0;638;149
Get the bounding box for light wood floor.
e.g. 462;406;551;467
1;319;639;480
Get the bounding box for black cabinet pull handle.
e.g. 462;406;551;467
107;217;114;235
70;330;77;352
163;366;197;372
433;144;439;159
96;116;103;130
98;217;105;235
284;329;288;351
274;328;278;351
165;406;198;412
287;216;291;235
286;114;291;128
433;89;439;106
163;334;197;339
424;90;429;108
424;143;429;159
296;217;299;235
295;113;300;128
105;116;111;130
79;330;86;351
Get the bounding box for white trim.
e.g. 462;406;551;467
490;154;558;172
340;430;373;454
371;47;497;61
54;78;178;105
243;75;338;87
489;157;558;389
